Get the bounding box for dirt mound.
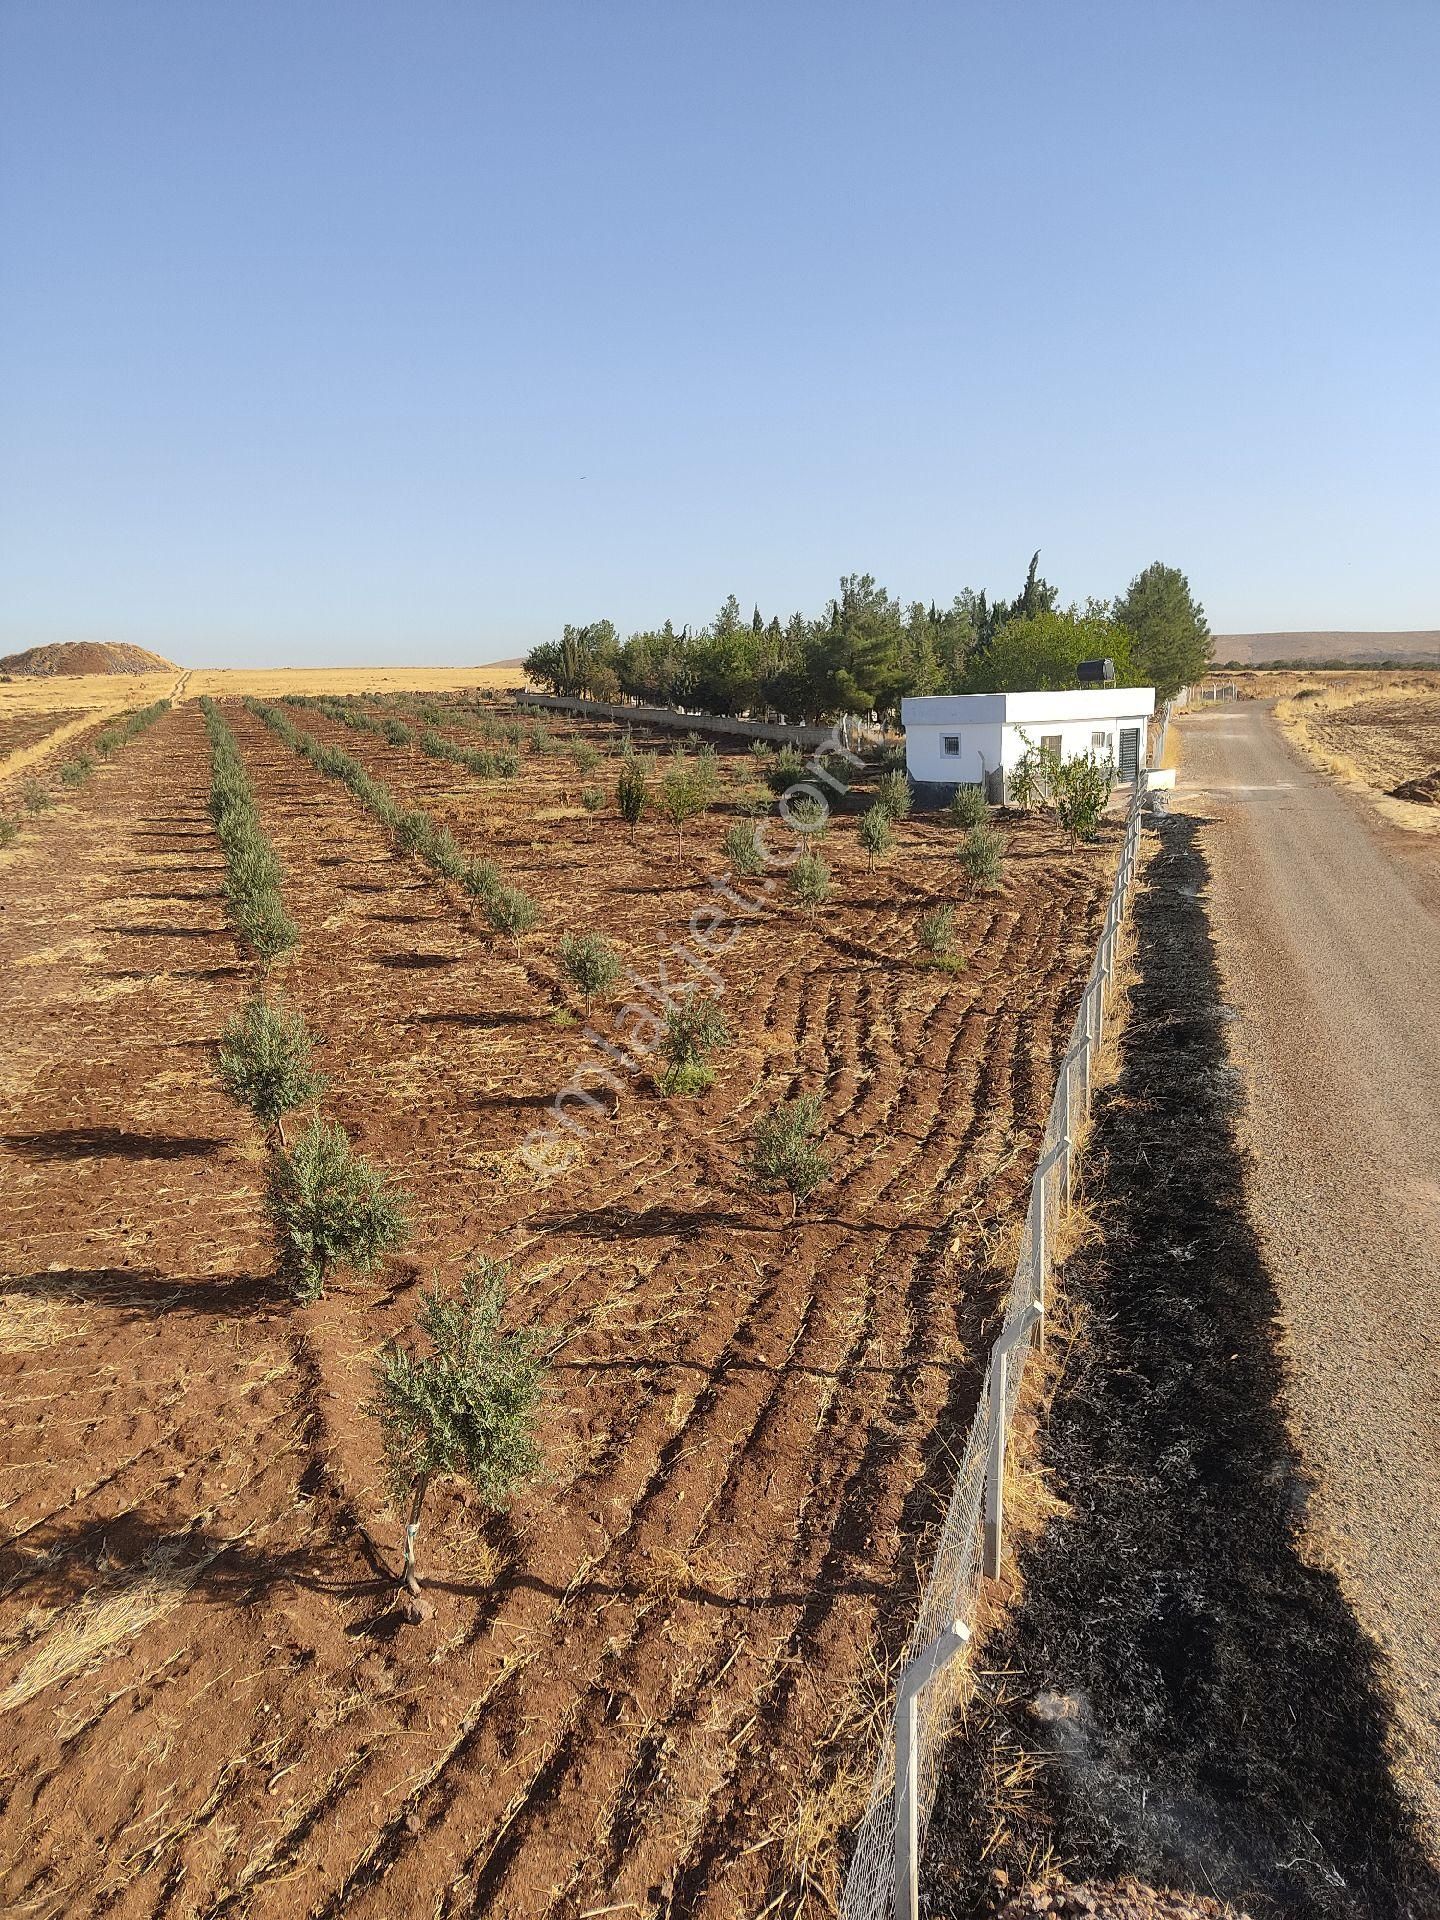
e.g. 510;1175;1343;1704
0;641;177;677
992;1874;1251;1919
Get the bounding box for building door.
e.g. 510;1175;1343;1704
1118;726;1140;778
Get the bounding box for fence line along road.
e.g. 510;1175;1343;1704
840;758;1159;1920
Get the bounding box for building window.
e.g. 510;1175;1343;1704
1091;730;1112;752
942;734;961;757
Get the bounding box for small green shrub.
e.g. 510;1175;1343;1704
788;851;831;915
22;782;52;813
581;786;605;812
267;1115;410;1303
572;741;601;776
947;785;988;830
788;796;828;836
59;754;95;788
857;805;892;872
462;857;502;903
371;1259;547;1598
0;815;18;849
556;930;621;1015
875;770;912;819
722;819;765;877
1052;753;1115;842
659;990;729;1095
746;1094;830;1214
960;822;1007;892
487;882;539;955
917;904;966;972
217;995;325;1141
766;745;808;795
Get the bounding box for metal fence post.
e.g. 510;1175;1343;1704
893;1619;971;1920
983;1302;1043;1580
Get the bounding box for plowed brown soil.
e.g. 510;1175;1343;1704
1;699;1118;1919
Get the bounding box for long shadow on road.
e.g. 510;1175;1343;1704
925;812;1440;1919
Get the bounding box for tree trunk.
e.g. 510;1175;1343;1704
401;1472;430;1596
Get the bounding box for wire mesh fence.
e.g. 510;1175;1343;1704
840;763;1156;1920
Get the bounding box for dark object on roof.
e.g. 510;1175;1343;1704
1077;657;1116;686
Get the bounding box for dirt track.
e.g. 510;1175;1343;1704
1175;704;1440;1842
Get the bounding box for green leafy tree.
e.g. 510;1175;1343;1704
964;609;1137;694
556;930;621;1016
1114;562;1212;699
217;995;325;1145
857;804;893;872
267;1116;410;1302
372;1260;546;1604
746;1094;830;1217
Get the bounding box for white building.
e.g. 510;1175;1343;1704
901;687;1156;806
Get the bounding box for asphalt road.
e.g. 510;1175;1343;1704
1174;704;1440;1845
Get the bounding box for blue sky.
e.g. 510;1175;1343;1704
2;2;1437;666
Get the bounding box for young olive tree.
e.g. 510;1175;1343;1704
617;753;650;845
875;769;912;820
371;1259;547;1610
217;995;325;1146
486;882;539;957
917;904;966;973
788;851;831;917
857;804;892;873
947;785;988;830
658;756;709;861
746;1094;830;1219
960;823;1007;893
1052;753;1115;842
659;990;730;1094
556;930;621;1017
266;1115;410;1303
722;818;765;878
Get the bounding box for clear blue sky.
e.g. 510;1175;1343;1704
2;2;1437;666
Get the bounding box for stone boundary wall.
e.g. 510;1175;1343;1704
509;689;836;751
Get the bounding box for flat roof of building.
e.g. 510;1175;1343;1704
902;686;1155;725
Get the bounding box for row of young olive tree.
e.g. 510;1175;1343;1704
247;697;542;955
205;699;548;1615
0;698;172;851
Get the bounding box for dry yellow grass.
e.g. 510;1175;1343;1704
0;670;177;717
181;662;524;701
1272;675;1440;836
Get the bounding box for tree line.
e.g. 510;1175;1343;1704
523;555;1211;721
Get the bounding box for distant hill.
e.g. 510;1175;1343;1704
0;641;178;677
1214;631;1440;667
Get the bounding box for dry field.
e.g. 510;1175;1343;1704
0;692;1119;1919
1264;672;1440;832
